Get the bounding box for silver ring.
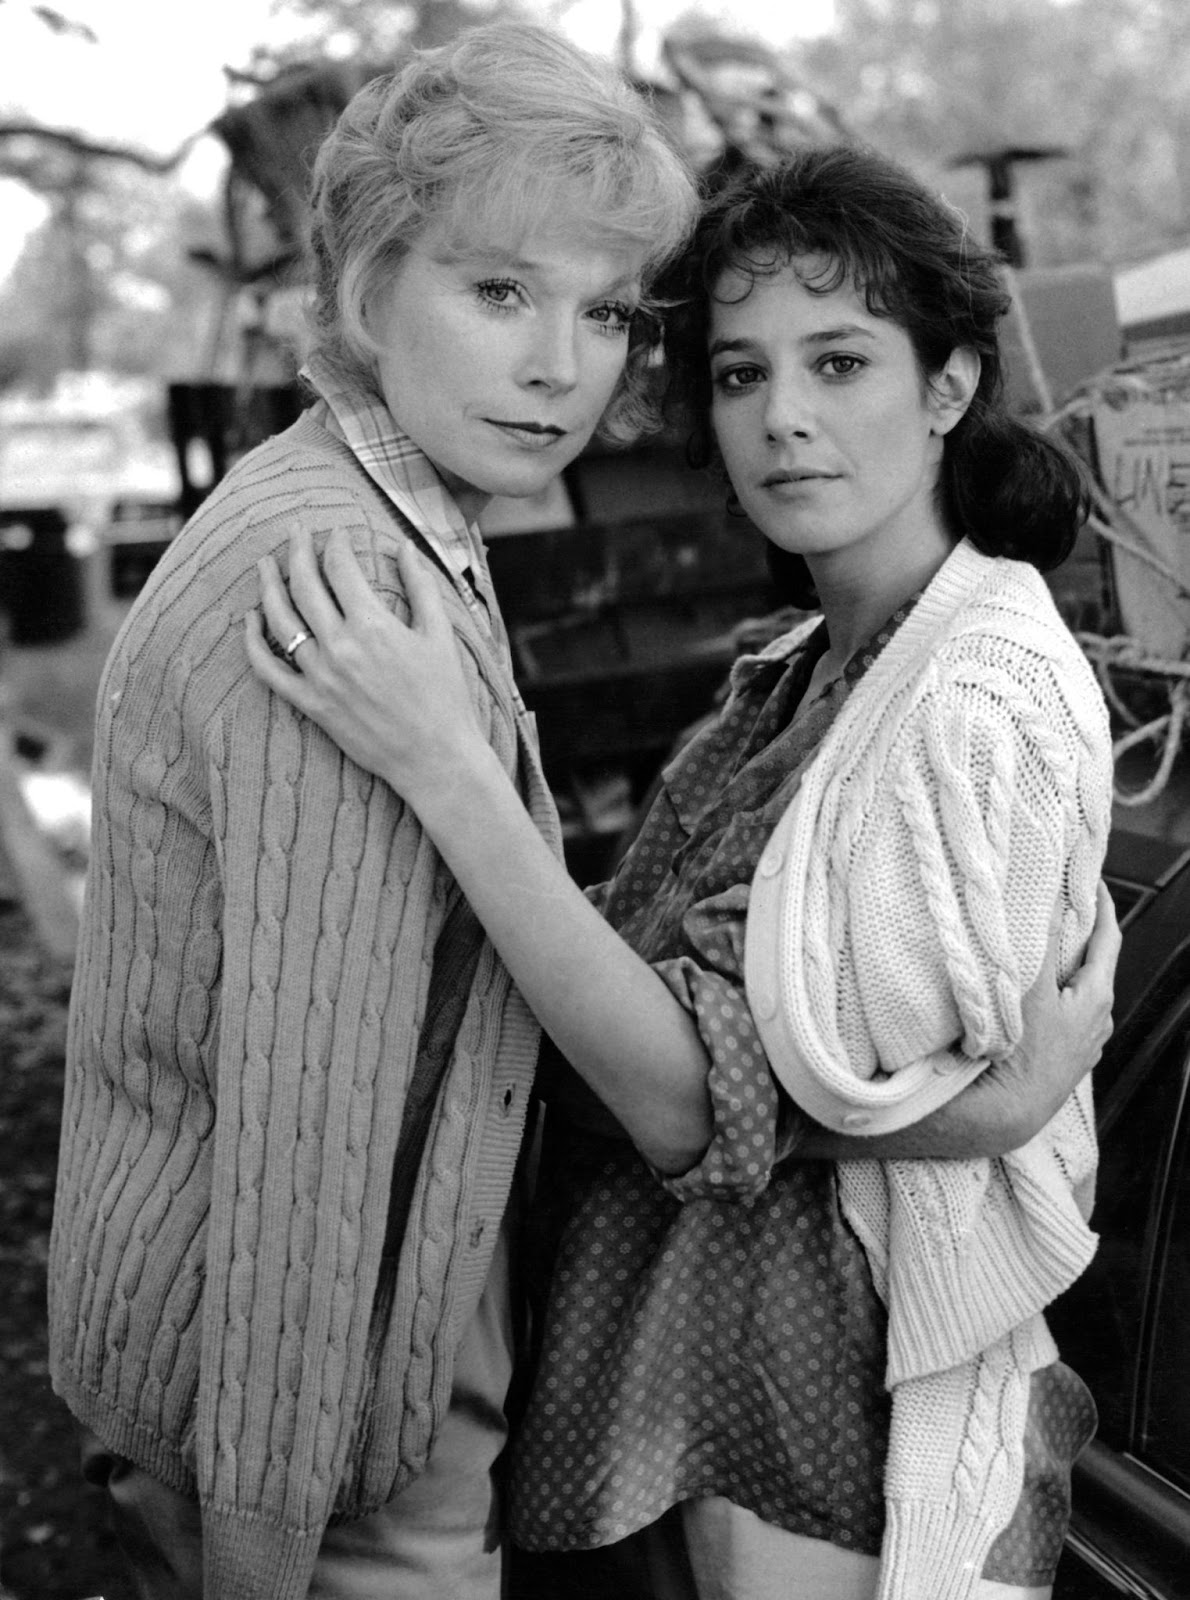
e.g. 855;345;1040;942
283;628;312;663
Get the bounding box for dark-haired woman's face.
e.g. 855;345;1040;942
708;256;973;578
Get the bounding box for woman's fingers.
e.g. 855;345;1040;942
320;527;391;625
1064;881;1120;1052
1074;882;1122;992
244;607;317;711
288;527;347;640
257;552;313;666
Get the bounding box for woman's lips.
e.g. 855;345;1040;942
487;419;567;450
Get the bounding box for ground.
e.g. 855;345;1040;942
0;575;134;1599
0;896;133;1600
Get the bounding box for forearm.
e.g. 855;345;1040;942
793;1054;1055;1161
796;1090;1015;1161
402;744;714;1174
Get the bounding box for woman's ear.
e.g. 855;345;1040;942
929;346;980;435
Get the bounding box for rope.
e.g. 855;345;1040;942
1110;681;1189;808
1018;324;1190;805
1077;633;1190;804
1085;499;1190;605
1075;634;1190;682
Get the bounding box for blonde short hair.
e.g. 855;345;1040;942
307;20;698;443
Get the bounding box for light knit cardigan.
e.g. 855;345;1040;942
745;540;1112;1600
49;409;559;1600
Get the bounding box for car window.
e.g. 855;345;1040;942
1143;1059;1190;1496
1049;1012;1190;1445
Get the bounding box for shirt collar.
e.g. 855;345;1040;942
731;585;926;708
839;588;924;690
301;351;486;585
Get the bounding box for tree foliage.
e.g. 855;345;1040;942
0;166;220;390
1;0;1188;393
799;0;1190;265
245;0;518;73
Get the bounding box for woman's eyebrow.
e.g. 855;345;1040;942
804;323;878;344
708;324;879;359
708;336;756;358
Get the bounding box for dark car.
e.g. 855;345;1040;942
1051;827;1190;1599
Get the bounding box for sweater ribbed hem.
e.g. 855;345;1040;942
882;1203;1088;1384
878;1498;1001;1600
49;1372;197;1498
203;1507;322;1600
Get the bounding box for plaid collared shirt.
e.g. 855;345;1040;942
302;352;501;631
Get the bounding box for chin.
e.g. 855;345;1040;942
764;523;846;556
488;468;567;502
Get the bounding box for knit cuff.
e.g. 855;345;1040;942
202;1507;323;1600
878;1497;1002;1600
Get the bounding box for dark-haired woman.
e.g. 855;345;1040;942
248;144;1118;1599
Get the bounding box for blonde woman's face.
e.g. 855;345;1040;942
368;225;644;522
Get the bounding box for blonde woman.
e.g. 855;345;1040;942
48;23;697;1600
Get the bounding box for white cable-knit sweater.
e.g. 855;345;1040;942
745;539;1113;1600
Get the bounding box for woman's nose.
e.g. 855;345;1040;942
519;318;579;393
764;379;815;442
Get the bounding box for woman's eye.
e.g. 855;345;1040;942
476;279;521;310
589;301;635;334
821;353;865;377
714;365;764;393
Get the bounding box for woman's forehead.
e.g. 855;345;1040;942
428;217;646;286
432;175;651;269
710;255;868;321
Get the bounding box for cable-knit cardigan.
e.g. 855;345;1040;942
48;409;558;1600
745;539;1113;1600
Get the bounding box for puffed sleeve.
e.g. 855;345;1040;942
651;894;809;1205
615;631;825;1203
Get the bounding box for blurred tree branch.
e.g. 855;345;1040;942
0;122;199;176
0;0;97;43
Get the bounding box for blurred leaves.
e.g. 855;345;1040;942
1;0;1189;395
248;0;522;72
0;164;221;389
803;0;1190;266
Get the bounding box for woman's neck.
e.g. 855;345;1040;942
808;528;959;676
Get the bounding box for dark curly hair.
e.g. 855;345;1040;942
660;144;1089;604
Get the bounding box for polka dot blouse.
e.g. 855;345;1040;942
510;609;1096;1584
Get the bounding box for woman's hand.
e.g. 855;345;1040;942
245;527;485;807
798;881;1121;1161
973;878;1120;1146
